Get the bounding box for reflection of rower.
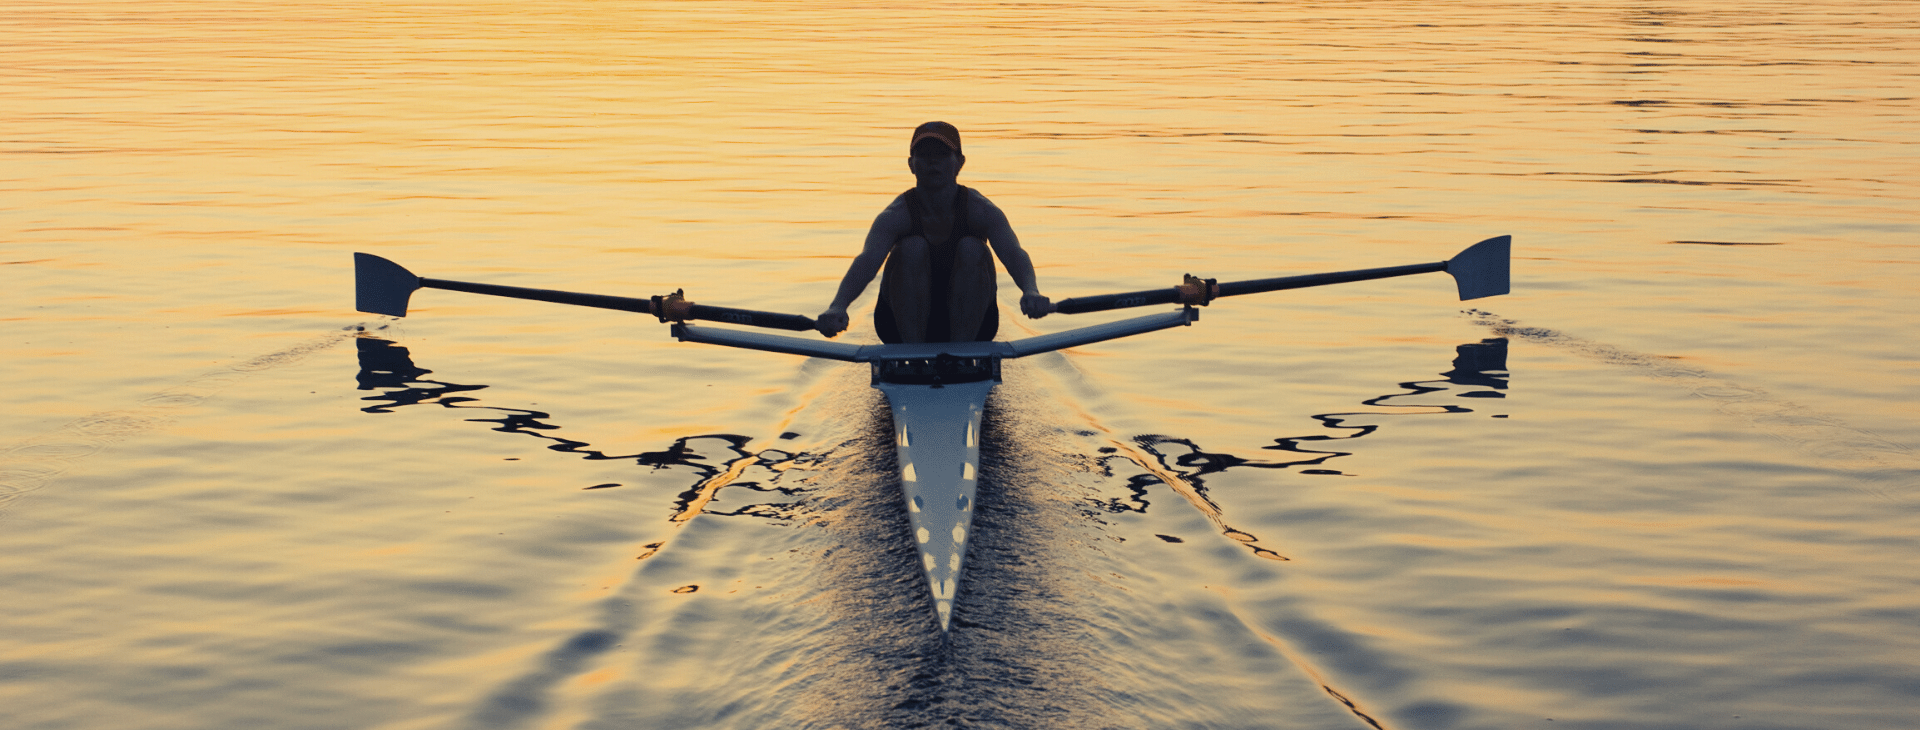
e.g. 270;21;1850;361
814;122;1052;343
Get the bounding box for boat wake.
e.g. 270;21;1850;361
0;326;356;525
351;332;1518;729
1467;309;1919;503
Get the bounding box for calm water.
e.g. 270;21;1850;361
4;1;1918;728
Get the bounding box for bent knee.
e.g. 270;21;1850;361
953;236;989;264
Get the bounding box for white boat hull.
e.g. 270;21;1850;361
877;378;994;632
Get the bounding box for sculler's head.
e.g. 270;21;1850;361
908;121;965;187
911;121;962;156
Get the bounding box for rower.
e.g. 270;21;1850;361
815;121;1052;343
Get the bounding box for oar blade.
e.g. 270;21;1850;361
354;252;422;317
1446;235;1510;300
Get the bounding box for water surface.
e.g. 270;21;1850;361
4;2;1918;728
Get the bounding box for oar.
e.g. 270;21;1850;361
1051;235;1510;315
353;253;818;332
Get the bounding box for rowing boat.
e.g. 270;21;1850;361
352;235;1510;632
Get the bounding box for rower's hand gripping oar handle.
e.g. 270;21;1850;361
1050;235;1510;315
353;253;818;332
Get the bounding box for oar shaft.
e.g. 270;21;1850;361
421;278;655;314
1215;261;1444;297
1052;261;1452;315
419;278;817;331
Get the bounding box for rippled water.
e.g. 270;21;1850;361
4;1;1918;728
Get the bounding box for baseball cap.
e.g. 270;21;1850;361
910;121;962;154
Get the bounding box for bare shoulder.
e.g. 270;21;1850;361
870;191;915;234
964;187;1010;226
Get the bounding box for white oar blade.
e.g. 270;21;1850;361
1446;235;1511;300
355;252;421;317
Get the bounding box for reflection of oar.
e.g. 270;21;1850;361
353;252;817;332
351;235;1512;635
1051;235;1509;315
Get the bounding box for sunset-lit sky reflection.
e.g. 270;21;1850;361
4;2;1918;728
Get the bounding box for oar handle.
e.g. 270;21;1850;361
418;278;817;332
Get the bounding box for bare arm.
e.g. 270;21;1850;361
816;197;912;336
972;192;1051;318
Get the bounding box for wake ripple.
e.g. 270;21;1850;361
1468;309;1919;502
0;326;360;523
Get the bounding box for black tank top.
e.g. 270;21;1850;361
875;186;999;343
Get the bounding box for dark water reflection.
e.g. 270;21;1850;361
355;336;815;526
1179;337;1504;473
350;333;1518;729
1090;338;1510;565
352;334;1510;538
357;336;747;473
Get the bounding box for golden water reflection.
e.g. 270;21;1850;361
4;1;1919;728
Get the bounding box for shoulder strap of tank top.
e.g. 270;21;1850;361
951;185;973;240
901;187;925;241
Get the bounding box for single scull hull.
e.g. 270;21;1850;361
878;378;993;631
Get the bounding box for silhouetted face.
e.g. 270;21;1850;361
908;140;964;189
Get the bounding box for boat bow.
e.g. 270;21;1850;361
879;376;993;631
